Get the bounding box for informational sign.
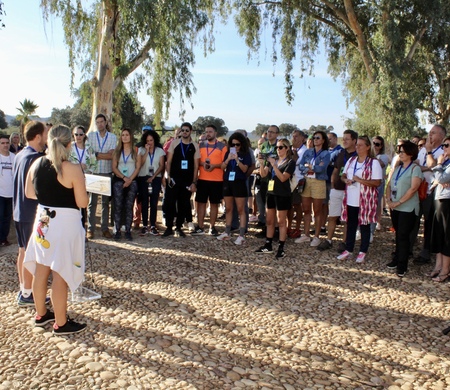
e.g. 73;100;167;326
85;174;111;196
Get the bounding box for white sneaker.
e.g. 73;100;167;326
310;236;321;247
370;233;374;243
356;252;366;263
188;222;195;232
337;250;353;260
355;231;361;240
234;236;245;245
295;234;311;244
217;232;231;241
249;215;258;222
376;222;381;231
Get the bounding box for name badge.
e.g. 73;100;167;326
149;167;154;177
268;180;275;191
228;172;236;181
121;168;128;176
181;160;188;169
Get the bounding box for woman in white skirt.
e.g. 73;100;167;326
24;124;89;335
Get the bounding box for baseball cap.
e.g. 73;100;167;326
142;125;153;132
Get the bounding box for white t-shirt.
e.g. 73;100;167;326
0;152;15;198
138;146;166;177
343;157;382;207
417;146;444;188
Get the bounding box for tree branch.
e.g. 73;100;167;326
405;23;430;62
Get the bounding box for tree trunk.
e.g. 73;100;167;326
88;1;118;133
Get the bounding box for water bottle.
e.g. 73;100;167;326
148;183;153;194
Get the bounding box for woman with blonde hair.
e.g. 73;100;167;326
112;128;141;240
9;132;23;154
24;124;89;335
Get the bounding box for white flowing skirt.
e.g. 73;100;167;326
24;204;85;292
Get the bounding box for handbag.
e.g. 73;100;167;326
418;179;428;201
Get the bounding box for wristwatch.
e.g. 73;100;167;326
427;151;433;155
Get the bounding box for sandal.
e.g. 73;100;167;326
432;273;450;283
427;269;441;278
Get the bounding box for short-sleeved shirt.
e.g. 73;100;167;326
168;138;200;182
343;157;382;207
333;149;357;191
0;152;15;198
417;146;444;189
117;150;138;179
198;140;227;182
69;141;98;174
223;151;252;182
13;146;43;222
390;163;423;215
267;159;296;197
138;147;166;177
87;131;117;174
259;141;278;182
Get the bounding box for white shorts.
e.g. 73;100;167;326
329;189;345;217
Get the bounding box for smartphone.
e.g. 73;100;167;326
230;147;236;155
169;178;176;188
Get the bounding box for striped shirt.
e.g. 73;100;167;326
87;131;117;174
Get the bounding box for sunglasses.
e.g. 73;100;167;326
372;142;381;147
180;129;190;133
418;143;425;147
442;143;450;148
313;136;322;140
74;133;84;136
231;143;241;147
276;145;286;150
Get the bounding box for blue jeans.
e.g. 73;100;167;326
0;196;12;242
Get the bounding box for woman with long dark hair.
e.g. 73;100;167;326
112;128;141;240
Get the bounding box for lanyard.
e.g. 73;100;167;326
344;151;356;165
443;159;450;168
272;158;287;178
310;148;323;166
206;141;217;158
96;132;108;153
353;157;368;177
75;145;85;164
122;150;131;164
180;142;190;159
423;146;441;165
148;148;155;166
394;161;413;186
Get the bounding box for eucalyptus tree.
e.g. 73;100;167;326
232;0;450;138
40;0;228;132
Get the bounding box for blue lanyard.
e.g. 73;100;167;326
75;145;85;164
206;141;217;157
353;157;368;177
394;161;413;186
96;132;108;153
443;159;450;168
310;148;323;166
180;142;190;159
122;150;131;164
344;151;357;165
148;148;155;166
423;146;441;165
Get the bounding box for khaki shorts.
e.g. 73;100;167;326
302;177;326;199
329;188;345;217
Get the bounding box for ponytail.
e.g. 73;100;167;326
46;125;72;176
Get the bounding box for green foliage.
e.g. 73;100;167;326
0;109;7;129
16;99;39;123
50;106;72;127
254;123;270;137
9;117;21;127
279;123;298;137
192;116;229;138
119;93;143;132
308;125;334;134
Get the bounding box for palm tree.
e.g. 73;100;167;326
16;99;39;140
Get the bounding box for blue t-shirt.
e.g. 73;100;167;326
223;151;252;181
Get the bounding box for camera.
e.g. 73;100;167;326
260;152;277;160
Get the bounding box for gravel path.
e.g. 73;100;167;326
0;217;449;389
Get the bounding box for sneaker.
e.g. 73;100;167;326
249;215;258;222
337;242;346;253
52;318;87;335
355;252;366;263
383;208;389;216
114;231;121;240
191;226;205;235
317;240;332;251
162;228;174;237
310;236;321;247
386;261;398;269
102;230;113;238
35;310;55;327
397;271;407;278
175;228;186;237
149;226;159;236
0;240;11;246
217;232;231;241
295;234;311;244
376;222;381;231
139;227;148;236
337;250;352;260
209;227;219;236
370;233;374;243
234;236;245;246
187;222;195;232
18;292;51;307
275;248;285;258
255;245;273;254
125;232;133;241
355;231;361;241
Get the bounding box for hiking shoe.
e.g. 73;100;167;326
191;226;205;235
187;222;195;232
53;318;87;335
102;230;113;238
386;261;398;270
337;242;346;253
175;228;186;237
337;250;352;260
295;234;310;244
234;236;245;246
114;231;121;240
162;228;174;237
149;226;159;236
125;232;133;241
139;227;148;236
209;227;219;236
310;236;321;247
255;245;273;254
18;293;50;307
355;252;366;263
35;310;55;327
275;248;285;258
317;240;332;251
217;232;231;241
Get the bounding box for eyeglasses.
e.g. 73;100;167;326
313;136;321;140
442;143;450;148
418;143;425;147
267;130;277;134
398;150;406;154
276;145;287;150
372;142;381;147
180;129;190;133
74;133;84;137
231;143;241;147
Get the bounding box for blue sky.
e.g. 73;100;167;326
0;1;354;134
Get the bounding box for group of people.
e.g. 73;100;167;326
2;116;449;336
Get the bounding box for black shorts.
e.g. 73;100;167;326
266;194;292;211
195;180;223;204
15;221;34;248
223;180;248;198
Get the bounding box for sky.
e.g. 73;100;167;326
0;1;354;135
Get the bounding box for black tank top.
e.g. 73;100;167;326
33;157;78;209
